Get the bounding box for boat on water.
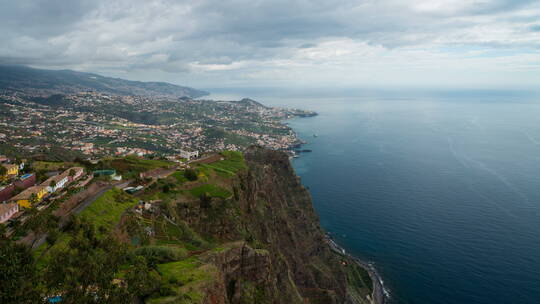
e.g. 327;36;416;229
313;134;318;138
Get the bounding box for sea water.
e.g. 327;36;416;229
208;89;540;304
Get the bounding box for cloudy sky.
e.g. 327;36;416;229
1;0;540;89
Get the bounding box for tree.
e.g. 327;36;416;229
125;256;160;297
0;240;41;303
49;179;57;190
184;168;198;181
29;193;38;206
44;225;132;304
162;184;170;193
68;169;76;177
199;192;212;209
24;211;58;248
46;229;60;246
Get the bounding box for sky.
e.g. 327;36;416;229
1;0;540;90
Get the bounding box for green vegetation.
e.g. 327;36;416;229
157;257;204;283
79;188;138;232
148;257;218;304
346;263;373;293
122;156;173;169
198;151;247;177
189;184;231;199
2;218;159;304
172;170;189;183
134;246;188;266
183;168;198;181
100;156;173;179
33;161;72;171
0;240;41;303
153;219;208;250
0;148;374;304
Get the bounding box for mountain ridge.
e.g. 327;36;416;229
0;65;208;99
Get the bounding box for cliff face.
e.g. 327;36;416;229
167;147;374;304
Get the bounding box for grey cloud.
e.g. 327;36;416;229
0;0;96;36
299;43;317;49
529;25;540;32
0;0;539;85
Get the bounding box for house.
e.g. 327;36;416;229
0;184;15;202
2;164;19;177
10;185;48;208
14;173;36;190
43;173;69;193
65;167;85;182
0;203;19;223
180;150;199;160
0;155;8;163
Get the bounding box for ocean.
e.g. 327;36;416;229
206;89;540;304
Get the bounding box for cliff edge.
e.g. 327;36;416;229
153;146;376;304
27;147;378;304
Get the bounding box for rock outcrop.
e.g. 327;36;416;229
170;147;374;304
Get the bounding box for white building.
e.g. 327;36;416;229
180;150;199;160
44;174;69;193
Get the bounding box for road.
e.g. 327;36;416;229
31;180;132;249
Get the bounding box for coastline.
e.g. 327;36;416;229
325;233;389;304
283;111;388;304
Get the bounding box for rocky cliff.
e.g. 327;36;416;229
147;147;375;304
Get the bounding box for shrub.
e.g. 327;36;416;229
199;192;212;209
162;184;170;193
159;283;176;296
46;229;60;246
133;246;187;266
184;169;198;181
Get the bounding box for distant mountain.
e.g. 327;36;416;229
237;98;269;108
0;65;208;98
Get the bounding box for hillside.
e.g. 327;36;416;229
4;148;376;304
0;65;208;98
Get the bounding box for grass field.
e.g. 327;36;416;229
104;156;174;179
189;184;231;199
197;151;247;178
123;156;173;169
79;188;138;232
172;170;189;183
147;257;217;304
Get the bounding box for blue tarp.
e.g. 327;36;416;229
48;296;62;303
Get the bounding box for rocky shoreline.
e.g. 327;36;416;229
281;112;387;303
325;233;389;304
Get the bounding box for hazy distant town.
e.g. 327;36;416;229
0;90;316;161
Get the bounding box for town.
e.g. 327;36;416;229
0;150;230;242
0;90;316;161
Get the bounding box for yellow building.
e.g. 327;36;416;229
10;185;47;208
2;164;19;176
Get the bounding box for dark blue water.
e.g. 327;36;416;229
209;90;540;304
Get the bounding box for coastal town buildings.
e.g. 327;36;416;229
44;173;69;193
0;91;313;159
11;185;48;208
180;150;199;160
0;203;19;223
0;184;15;202
2;163;19;177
